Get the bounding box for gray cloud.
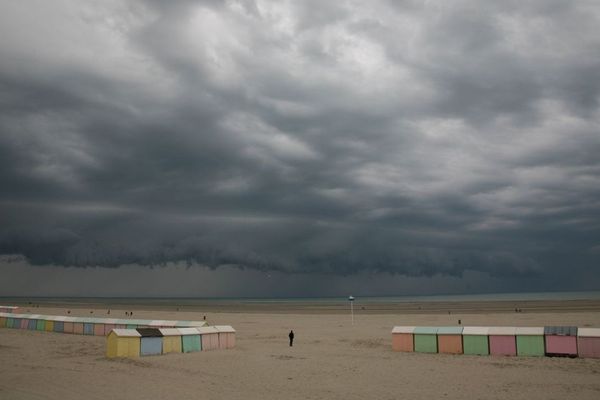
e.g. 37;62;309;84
1;0;599;293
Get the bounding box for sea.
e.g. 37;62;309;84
2;290;600;307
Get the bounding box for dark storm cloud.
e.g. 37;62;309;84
1;0;599;287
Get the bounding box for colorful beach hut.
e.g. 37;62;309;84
197;327;220;351
106;329;141;358
159;328;183;354
215;325;236;349
63;317;76;334
544;326;578;357
437;326;463;354
0;315;6;328
515;327;545;356
83;321;94;335
27;316;39;330
462;327;489;355
179;328;202;353
413;327;438;353
488;327;516;356
72;318;85;335
53;317;66;333
391;326;415;352
137;328;163;356
44;316;55;332
36;318;46;331
577;328;600;359
103;319;119;336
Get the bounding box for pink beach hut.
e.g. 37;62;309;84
197;327;220;351
215;325;236;349
544;326;578;357
577;328;600;359
391;326;415;352
488;327;517;356
103;319;119;336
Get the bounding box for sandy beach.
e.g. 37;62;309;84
2;300;600;400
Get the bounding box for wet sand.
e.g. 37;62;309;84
1;300;600;400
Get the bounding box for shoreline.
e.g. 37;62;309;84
6;298;600;315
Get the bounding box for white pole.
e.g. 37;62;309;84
349;296;355;325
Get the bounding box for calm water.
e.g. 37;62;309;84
3;291;600;306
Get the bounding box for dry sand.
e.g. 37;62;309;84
2;301;600;400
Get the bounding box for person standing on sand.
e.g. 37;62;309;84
289;330;294;347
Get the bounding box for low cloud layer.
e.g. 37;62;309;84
1;1;599;292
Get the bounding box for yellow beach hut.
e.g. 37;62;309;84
106;329;141;358
159;328;183;354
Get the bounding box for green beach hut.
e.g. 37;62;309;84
179;328;202;353
515;327;545;356
462;327;490;355
414;327;438;353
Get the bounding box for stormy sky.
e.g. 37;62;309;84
1;0;599;297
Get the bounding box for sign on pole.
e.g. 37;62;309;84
348;296;355;324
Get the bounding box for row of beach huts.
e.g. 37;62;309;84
107;326;235;358
0;312;207;335
0;312;236;358
0;306;19;313
392;326;600;358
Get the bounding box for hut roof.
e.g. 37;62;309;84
136;328;164;337
413;327;438;334
110;329;141;337
437;326;463;335
392;326;415;334
177;328;201;336
214;325;236;333
196;327;220;335
488;327;516;335
515;327;544;335
578;328;600;337
544;326;577;336
158;328;181;336
462;327;489;335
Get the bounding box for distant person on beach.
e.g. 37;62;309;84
289;330;294;347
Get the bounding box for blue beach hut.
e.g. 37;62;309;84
137;328;163;356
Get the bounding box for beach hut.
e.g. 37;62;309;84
45;317;55;332
137;328;163;356
215;325;236;349
577;328;600;359
391;326;415;352
103;320;118;336
413;327;438;353
36;318;46;331
106;329;141;358
515;327;545;356
27;317;38;330
20;318;29;329
0;316;6;328
63;317;75;334
53;317;65;333
7;317;16;328
73;318;85;335
462;327;490;355
93;321;105;336
488;327;517;356
437;326;463;354
84;322;94;335
197;327;220;351
179;328;202;353
159;328;183;354
544;326;578;357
